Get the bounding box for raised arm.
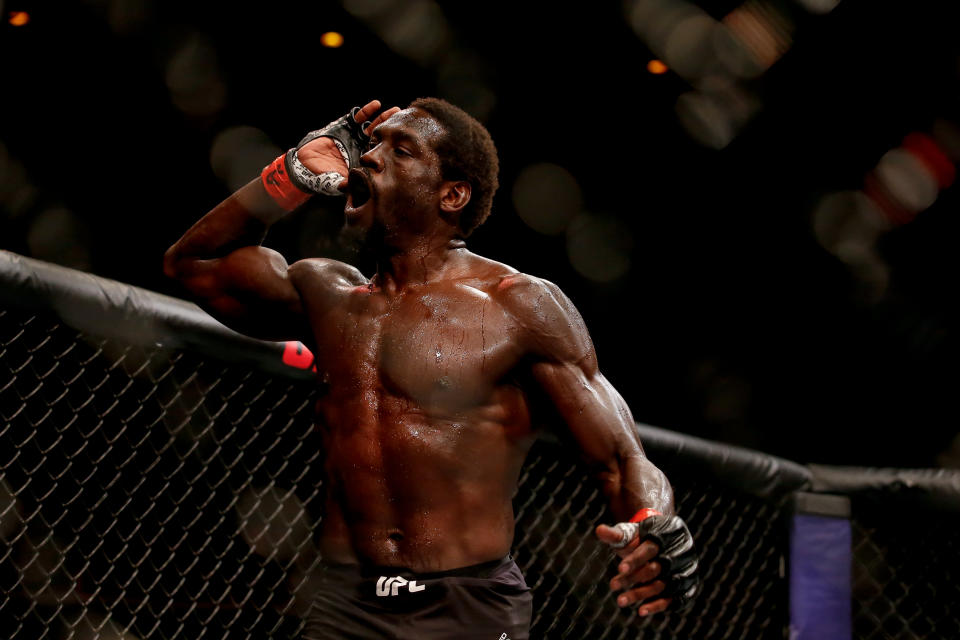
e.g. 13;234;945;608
499;274;699;617
164;99;398;340
163;177;308;340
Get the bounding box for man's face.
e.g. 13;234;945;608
343;108;448;246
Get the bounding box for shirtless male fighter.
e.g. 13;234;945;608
164;98;699;639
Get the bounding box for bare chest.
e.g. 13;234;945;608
308;285;521;410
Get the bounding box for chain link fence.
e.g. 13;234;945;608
2;308;793;639
2;252;959;639
514;438;792;640
851;507;960;639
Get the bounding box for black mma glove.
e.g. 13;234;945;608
611;514;700;611
285;106;372;196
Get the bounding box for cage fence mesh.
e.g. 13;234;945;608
2;303;955;640
851;506;960;640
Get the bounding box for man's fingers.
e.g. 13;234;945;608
365;106;401;135
615;580;666;608
610;561;661;590
617;539;659;576
596;523;624;544
352;101;402;136
636;596;672;617
355;100;382;123
596;524;639;559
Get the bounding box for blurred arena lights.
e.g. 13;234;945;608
209;125;282;192
511;162;582;235
435;49;496;122
164;32;227;118
623;0;835;149
566;213;633;283
341;0;451;66
794;0;841;14
339;0;393;20
341;0;494;120
320;30;345;47
721;0;794;72
104;0;153;35
867;148;940;224
675;76;761;149
864;131;955;226
624;0;708;82
26;207;93;271
8;11;28;26
647;59;669;74
811;190;890;299
930;117;960;164
661;10;718;80
0;139;39;219
811;127;958;300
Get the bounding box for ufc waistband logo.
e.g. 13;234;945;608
376;575;426;596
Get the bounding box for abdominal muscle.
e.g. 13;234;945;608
314;387;535;572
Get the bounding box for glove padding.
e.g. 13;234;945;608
615;515;700;611
285;106;372;196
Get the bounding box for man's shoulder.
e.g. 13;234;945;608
483;268;573;324
492;271;557;299
288;257;368;289
482;267;590;358
456;253;557;302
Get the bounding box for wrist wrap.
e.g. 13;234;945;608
630;508;663;523
261;154;311;211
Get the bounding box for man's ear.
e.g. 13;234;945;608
439;180;471;217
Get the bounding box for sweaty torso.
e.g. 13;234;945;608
290;254;540;572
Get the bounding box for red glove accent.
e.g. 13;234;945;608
629;508;663;523
261;154;311;211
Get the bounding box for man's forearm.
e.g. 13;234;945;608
165;179;287;269
607;454;675;521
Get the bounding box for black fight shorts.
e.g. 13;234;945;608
303;554;532;640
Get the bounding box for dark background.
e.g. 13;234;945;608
2;0;958;468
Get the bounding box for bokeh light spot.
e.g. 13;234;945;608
9;11;29;26
210;126;281;192
675;90;734;149
26;207;92;270
341;0;395;20
437;50;496;122
662;11;718;80
566;214;632;282
794;0;841;14
512;163;582;235
647;59;668;74
107;0;153;35
321;31;344;48
164;32;227;118
873;147;939;215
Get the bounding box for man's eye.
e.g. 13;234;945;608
394;148;410;157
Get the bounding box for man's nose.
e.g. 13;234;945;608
360;145;383;171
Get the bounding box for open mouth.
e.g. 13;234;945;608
347;168;373;209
